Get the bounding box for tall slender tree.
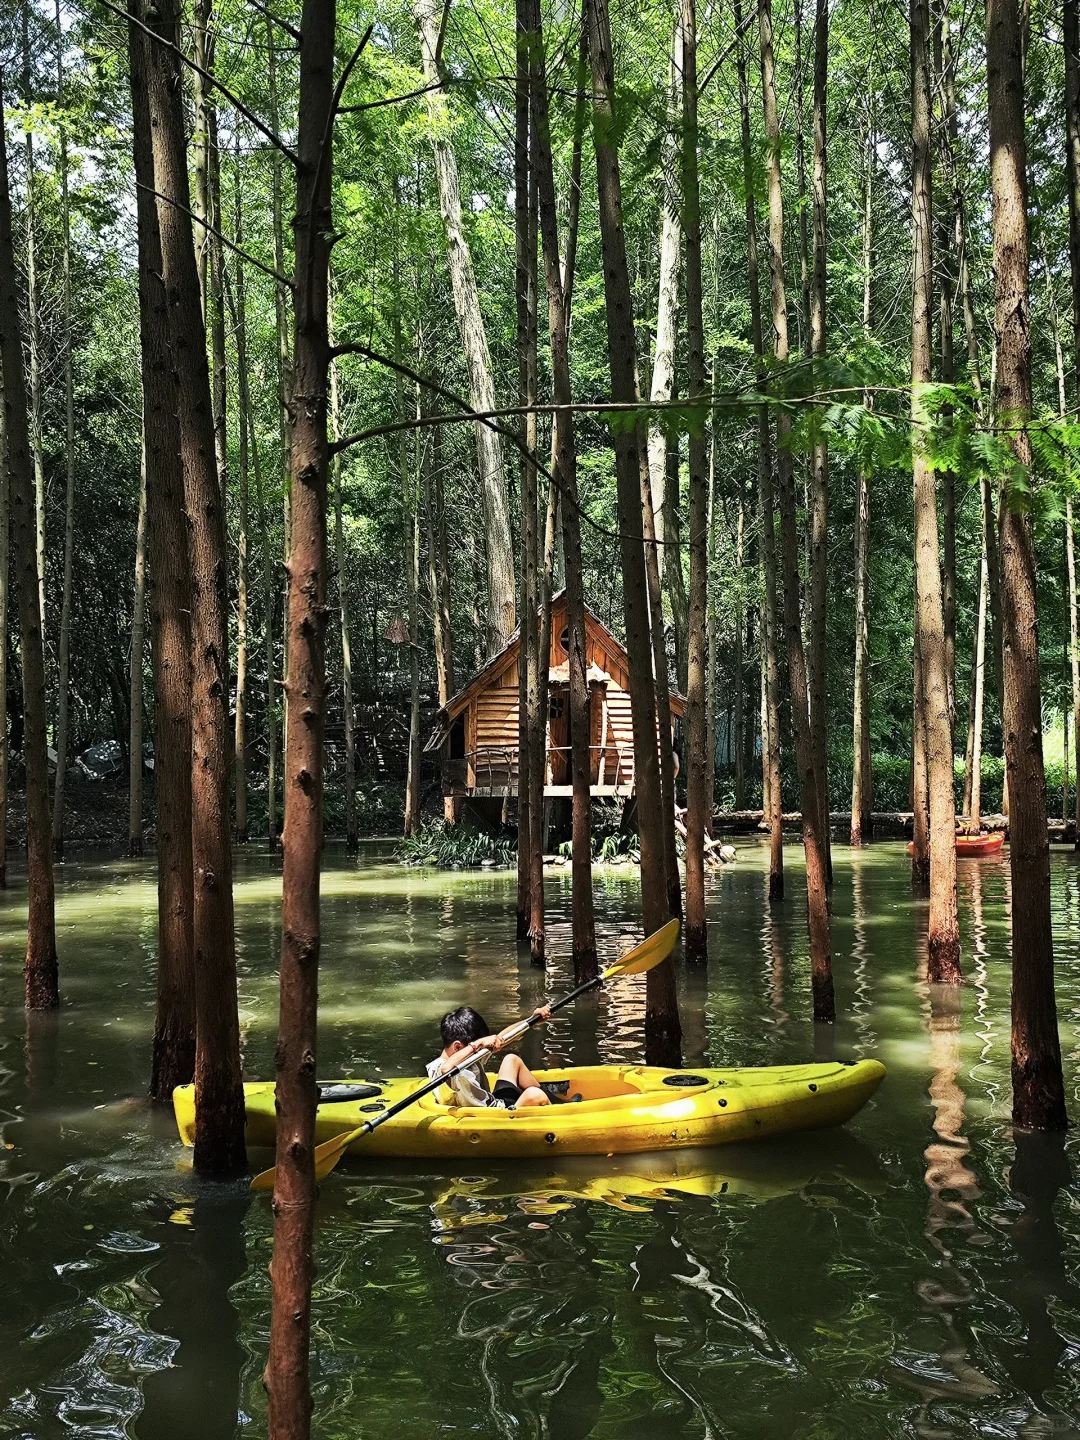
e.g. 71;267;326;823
413;0;516;649
987;0;1067;1128
128;3;195;1099
232;154;251;844
851;100;874;846
682;0;709;964
533;0;597;979
129;452;148;857
52;0;77;860
1065;0;1080;844
587;0;681;1060
736;0;783;897
0;72;57;1010
143;0;245;1170
808;0;830;871
911;0;961;981
759;0;833;1019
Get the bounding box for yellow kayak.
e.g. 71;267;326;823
173;1059;884;1161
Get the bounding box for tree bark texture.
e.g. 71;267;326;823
329;346;357;852
808;0;830;882
851;107;874;846
515;0;537;938
0;71;58;1012
52;0;76;861
128;6;195;1098
144;0;245;1169
759;0;832;1019
736;0;783;896
587;0;681;1063
232;161;251;844
911;610;931;889
129;448;148;857
21;11;46;647
987;0;1068;1129
1065;0;1080;845
936;7;958;735
911;0;961;982
533;0;597;979
413;0;516;650
682;0;709;966
265;0;336;1432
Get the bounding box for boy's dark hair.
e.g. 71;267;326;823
440;1006;489;1047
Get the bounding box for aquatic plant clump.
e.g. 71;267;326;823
396;820;517;870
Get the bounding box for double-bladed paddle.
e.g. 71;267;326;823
250;918;680;1192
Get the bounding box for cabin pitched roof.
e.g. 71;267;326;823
428;592;685;751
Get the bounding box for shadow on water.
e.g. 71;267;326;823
136;1182;251;1440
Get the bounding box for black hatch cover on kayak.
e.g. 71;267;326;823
662;1074;710;1086
318;1083;383;1103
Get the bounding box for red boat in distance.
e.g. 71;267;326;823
907;831;1005;858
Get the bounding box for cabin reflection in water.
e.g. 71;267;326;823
426;592;684;815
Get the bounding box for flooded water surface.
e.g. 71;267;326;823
2;840;1080;1437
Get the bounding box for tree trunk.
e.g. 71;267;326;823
328;328;357;853
533;0;596;979
587;0;681;1062
21;8;46;647
987;0;1067;1128
0;71;58;1011
646;13;683;550
251;404;279;853
640;452;683;920
515;0;537;938
144;0;245;1171
682;0;708;966
936;5;958;736
426;424;455;826
265;1;336;1432
736;0;783;896
404;409;422;838
129;448;148;857
911;608;930;888
969;545;988;828
733;502;746;811
808;0;830;879
851;103;874;847
267;13;289;846
52;0;76;861
531;475;557;964
1065;0;1080;846
128;5;195;1099
705;385;718;837
232;155;250;845
759;0;832;1018
793;0;811;353
911;0;960;982
413;0;516;649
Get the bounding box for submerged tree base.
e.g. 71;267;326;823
684;923;708;967
928;935;962;985
1012;1058;1069;1132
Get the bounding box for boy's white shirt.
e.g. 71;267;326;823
425;1050;496;1108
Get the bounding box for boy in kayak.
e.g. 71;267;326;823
428;1005;552;1109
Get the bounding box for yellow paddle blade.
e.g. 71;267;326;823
601;918;680;978
250;1123;361;1192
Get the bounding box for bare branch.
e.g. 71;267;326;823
245;0;302;45
102;0;298;164
136;179;295;288
339;79;445;113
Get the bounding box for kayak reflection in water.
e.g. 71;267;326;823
427;1005;557;1109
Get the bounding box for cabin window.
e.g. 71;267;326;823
449;713;466;759
559;626;570;653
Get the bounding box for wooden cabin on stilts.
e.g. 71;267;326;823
426;592;684;832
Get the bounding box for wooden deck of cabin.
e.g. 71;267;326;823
442;741;637;800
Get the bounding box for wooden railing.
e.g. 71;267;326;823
444;745;635;794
